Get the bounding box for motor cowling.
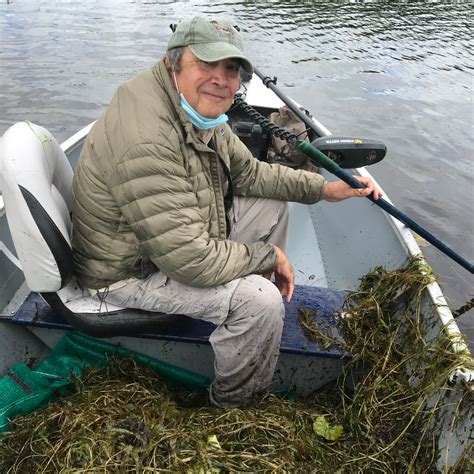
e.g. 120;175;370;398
312;136;386;169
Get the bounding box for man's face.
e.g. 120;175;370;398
174;47;240;118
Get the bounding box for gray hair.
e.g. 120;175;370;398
166;47;184;73
166;46;246;81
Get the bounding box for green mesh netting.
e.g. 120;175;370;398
0;331;211;433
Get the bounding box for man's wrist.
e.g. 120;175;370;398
273;245;286;268
321;180;329;201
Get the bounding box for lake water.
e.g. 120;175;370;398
0;0;472;347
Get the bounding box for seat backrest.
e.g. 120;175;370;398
0;121;74;292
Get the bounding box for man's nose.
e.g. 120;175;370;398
211;62;230;85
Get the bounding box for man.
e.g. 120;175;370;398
72;15;381;408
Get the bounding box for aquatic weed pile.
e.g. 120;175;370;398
301;257;473;472
0;358;342;472
0;258;472;472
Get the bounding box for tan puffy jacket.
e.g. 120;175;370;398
72;60;325;289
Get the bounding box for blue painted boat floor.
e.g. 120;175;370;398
10;285;348;359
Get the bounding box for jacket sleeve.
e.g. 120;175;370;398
106;142;278;288
226;125;326;203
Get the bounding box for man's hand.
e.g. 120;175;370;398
322;176;383;202
273;245;295;303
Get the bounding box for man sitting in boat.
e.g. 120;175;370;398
71;15;381;408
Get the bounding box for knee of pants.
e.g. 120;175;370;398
229;275;285;329
265;199;289;229
279;200;289;218
263;198;288;216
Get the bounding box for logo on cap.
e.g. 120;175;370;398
211;21;231;35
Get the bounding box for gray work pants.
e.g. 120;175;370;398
104;197;289;407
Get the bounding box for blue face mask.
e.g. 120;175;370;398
179;93;228;130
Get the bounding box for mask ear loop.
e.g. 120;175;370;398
171;68;181;96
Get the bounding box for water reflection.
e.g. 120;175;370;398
0;0;472;343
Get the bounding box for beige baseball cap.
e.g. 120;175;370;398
167;15;253;74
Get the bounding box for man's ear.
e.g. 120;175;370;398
163;55;171;69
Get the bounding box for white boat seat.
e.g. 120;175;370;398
0;121;181;338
